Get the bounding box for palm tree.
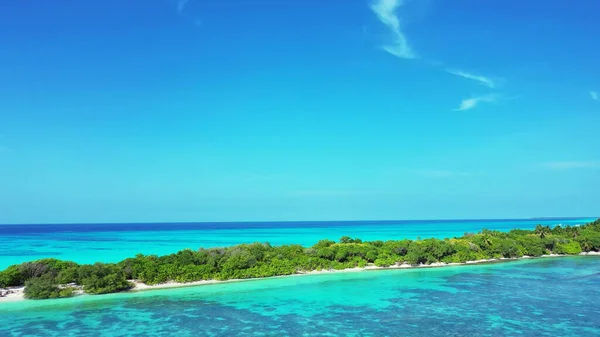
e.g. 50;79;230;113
580;238;592;251
534;225;551;239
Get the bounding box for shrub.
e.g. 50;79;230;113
0;265;24;288
79;263;133;294
374;254;396;267
23;276;75;300
554;240;582;255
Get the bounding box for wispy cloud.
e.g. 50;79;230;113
446;69;499;88
410;170;472;178
454;94;497;111
293;190;394;197
177;0;191;13
0;145;12;158
176;0;201;26
223;172;290;182
370;0;416;59
238;173;289;181
542;160;600;170
367;2;507;112
591;91;599;101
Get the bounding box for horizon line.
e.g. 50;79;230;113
1;216;597;226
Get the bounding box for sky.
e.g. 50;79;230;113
0;0;599;224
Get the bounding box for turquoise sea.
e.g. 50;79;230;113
1;256;599;336
0;218;594;269
2;218;599;336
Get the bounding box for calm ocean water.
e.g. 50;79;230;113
1;256;599;336
0;218;595;269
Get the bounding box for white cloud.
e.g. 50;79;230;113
542;161;600;170
455;98;478;111
446;69;498;88
367;0;508;112
453;94;497;111
591;91;599;101
370;0;416;59
367;3;506;112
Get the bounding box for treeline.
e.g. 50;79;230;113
2;219;599;300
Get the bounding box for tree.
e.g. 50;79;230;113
79;263;132;294
534;225;551;239
23;276;74;300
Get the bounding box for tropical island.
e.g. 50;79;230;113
1;219;599;300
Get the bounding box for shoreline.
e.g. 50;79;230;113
3;252;599;304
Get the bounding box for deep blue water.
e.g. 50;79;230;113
1;218;590;234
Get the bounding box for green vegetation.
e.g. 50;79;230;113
2;219;599;300
23;276;75;300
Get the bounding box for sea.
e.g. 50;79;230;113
1;218;599;336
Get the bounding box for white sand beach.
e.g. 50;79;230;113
0;287;25;303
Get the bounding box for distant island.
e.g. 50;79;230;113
529;216;597;220
1;218;599;300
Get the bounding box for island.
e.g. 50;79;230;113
1;219;599;300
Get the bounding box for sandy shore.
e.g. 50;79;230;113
578;251;600;256
2;251;599;303
0;287;25;303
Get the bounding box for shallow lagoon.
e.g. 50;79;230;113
2;256;599;336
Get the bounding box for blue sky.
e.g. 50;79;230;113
1;0;599;223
